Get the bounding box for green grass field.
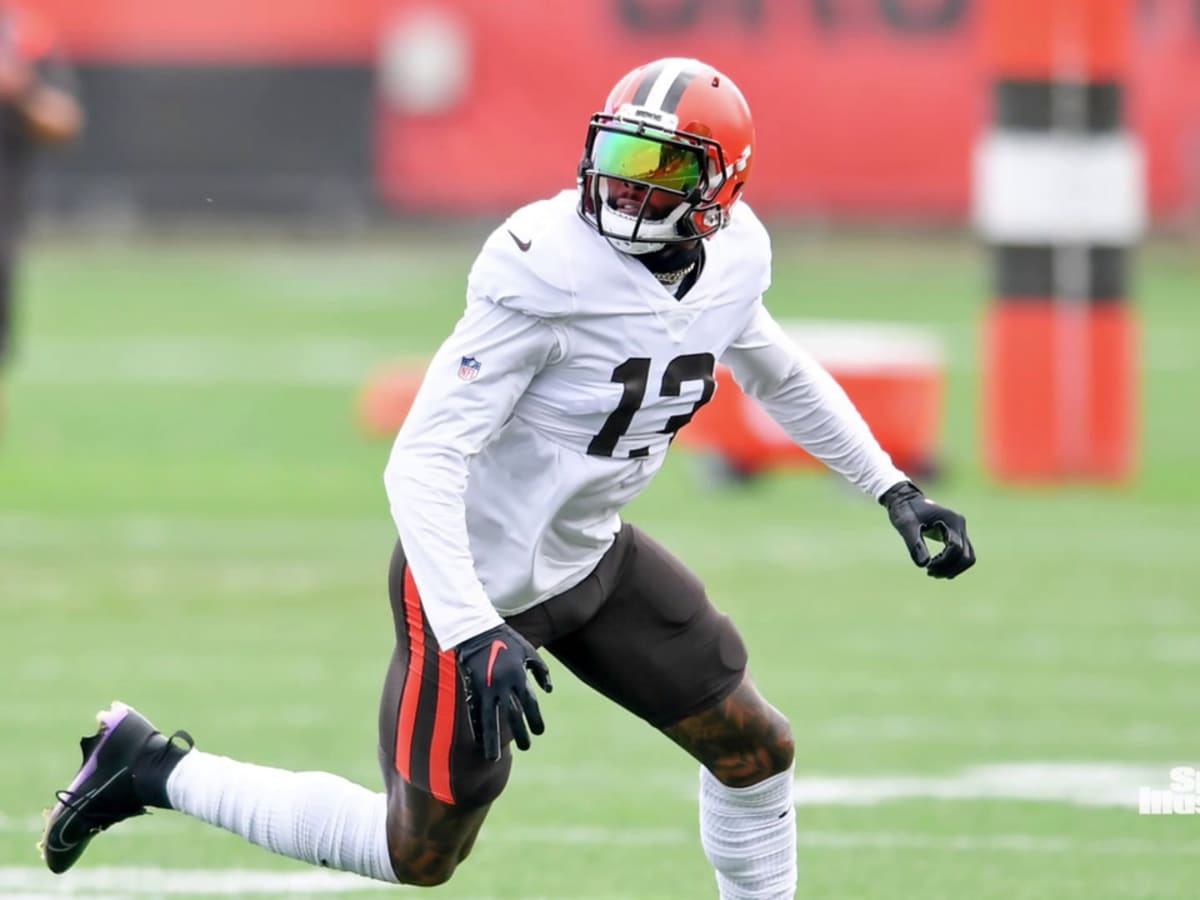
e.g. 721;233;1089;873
2;228;1198;899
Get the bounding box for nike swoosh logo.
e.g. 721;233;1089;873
507;230;532;252
485;639;508;687
44;769;128;851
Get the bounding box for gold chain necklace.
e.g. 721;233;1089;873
652;262;697;286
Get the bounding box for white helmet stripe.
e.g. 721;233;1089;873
642;58;697;113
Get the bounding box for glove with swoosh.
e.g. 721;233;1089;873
881;481;976;579
455;624;552;761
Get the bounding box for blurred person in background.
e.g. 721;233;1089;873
40;58;973;898
0;3;82;436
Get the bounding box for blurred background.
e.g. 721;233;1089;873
18;0;1200;224
2;1;1199;898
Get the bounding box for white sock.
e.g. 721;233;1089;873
699;766;797;900
166;750;398;884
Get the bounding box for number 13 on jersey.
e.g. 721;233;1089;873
586;353;716;459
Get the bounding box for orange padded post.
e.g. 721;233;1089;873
977;0;1141;480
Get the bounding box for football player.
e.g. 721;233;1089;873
42;58;974;898
0;3;81;435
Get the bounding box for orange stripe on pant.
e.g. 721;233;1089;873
428;650;458;804
392;567;458;804
393;568;425;781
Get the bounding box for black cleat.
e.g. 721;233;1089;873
39;701;194;874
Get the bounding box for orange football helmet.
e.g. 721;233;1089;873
577;58;755;254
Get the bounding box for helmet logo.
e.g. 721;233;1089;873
615;103;679;132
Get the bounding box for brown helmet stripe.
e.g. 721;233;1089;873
630;59;670;105
659;68;697;114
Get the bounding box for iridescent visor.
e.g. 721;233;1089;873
592;128;703;194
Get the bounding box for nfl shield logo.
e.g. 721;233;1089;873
457;356;482;382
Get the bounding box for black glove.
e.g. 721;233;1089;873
881;481;976;579
455;624;552;761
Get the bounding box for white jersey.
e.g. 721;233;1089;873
385;190;906;649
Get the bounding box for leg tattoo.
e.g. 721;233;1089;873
662;677;794;787
384;779;491;886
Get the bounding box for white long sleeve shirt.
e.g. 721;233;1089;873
385;191;906;650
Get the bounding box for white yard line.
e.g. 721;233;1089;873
0;866;395;895
792;762;1168;808
0;827;1191;898
794;831;1197;855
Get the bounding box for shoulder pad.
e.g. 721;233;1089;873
466;191;585;319
723;201;773;296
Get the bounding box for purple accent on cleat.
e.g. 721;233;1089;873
48;704;132;821
41;701;185;874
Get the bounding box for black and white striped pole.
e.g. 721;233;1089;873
974;0;1143;480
